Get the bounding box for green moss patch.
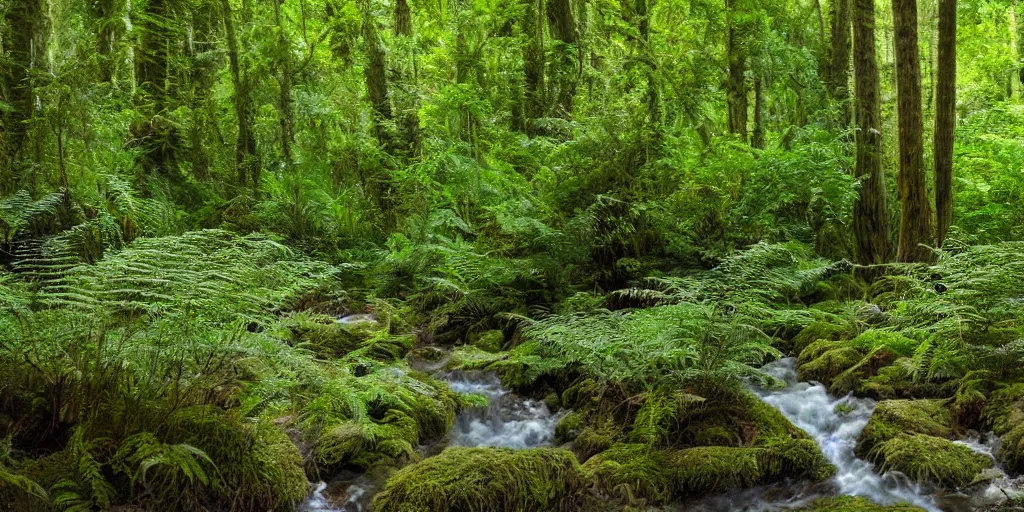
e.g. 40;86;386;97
371;447;586;512
856;399;953;458
584;440;834;506
795;496;926;511
985;384;1024;473
873;433;993;488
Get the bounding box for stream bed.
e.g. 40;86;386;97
299;370;560;511
301;356;1024;512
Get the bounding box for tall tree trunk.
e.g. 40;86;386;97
221;0;259;192
829;0;852;125
133;0;178;179
361;1;392;150
1017;2;1024;87
273;0;295;168
1;0;43;193
752;77;765;149
892;0;933;262
636;0;659;124
934;0;956;248
522;0;546;134
392;0;421;156
92;0;125;83
852;0;890;265
547;0;578;118
726;0;747;140
394;0;411;36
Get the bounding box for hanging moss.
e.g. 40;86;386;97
873;433;992;488
371;447;586;512
795;496;926;511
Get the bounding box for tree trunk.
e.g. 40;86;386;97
852;0;890;265
636;0;659;124
547;0;578;118
360;1;393;149
726;0;747;140
892;0;933;262
92;0;125;83
1;0;43;193
273;0;295;169
221;0;259;191
394;0;411;37
752;77;765;149
392;0;421;156
1017;2;1024;87
829;0;852;125
934;0;956;248
522;0;546;134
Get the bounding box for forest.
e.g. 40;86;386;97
2;0;1024;509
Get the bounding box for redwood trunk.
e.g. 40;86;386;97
934;0;956;248
892;0;934;262
852;0;890;265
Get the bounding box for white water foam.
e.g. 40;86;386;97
445;371;562;449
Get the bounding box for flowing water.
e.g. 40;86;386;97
691;358;1024;511
299;370;559;511
302;354;1024;511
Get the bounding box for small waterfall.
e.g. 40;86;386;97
445;371;562;449
756;358;938;511
298;371;560;511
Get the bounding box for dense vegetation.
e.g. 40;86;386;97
3;0;1024;510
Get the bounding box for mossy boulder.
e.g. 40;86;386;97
856;399;992;488
584;440;834;505
791;321;852;354
829;347;898;396
470;330;505;353
873;433;993;488
795;496;926;511
679;391;810;448
985;384;1024;474
855;399;953;458
798;346;864;385
169;408;309;511
371;447;586;512
555;411;587;442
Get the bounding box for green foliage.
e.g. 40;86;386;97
371;448;586;512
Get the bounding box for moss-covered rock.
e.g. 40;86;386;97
855;399;953;459
985;384;1024;474
555;411;587;443
470;330;505;353
584;440;834;505
791;321;853;354
798;346;864;385
829;347;898;396
795;496;926;511
169;408;309;511
873;433;993;488
371;447;586;512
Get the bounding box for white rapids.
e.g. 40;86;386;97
756;357;938;511
298;371;560;511
445;371;562;449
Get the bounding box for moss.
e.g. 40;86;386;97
795;496;926;511
572;427;616;462
168;408;308;511
798;346;864;385
797;339;845;366
985;384;1024;473
829;347;898;396
470;330;505;353
371;447;586;512
680;391;807;448
584;440;833;505
873;433;992;488
791;322;851;354
555;411;587;443
856;399;952;459
446;345;506;371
